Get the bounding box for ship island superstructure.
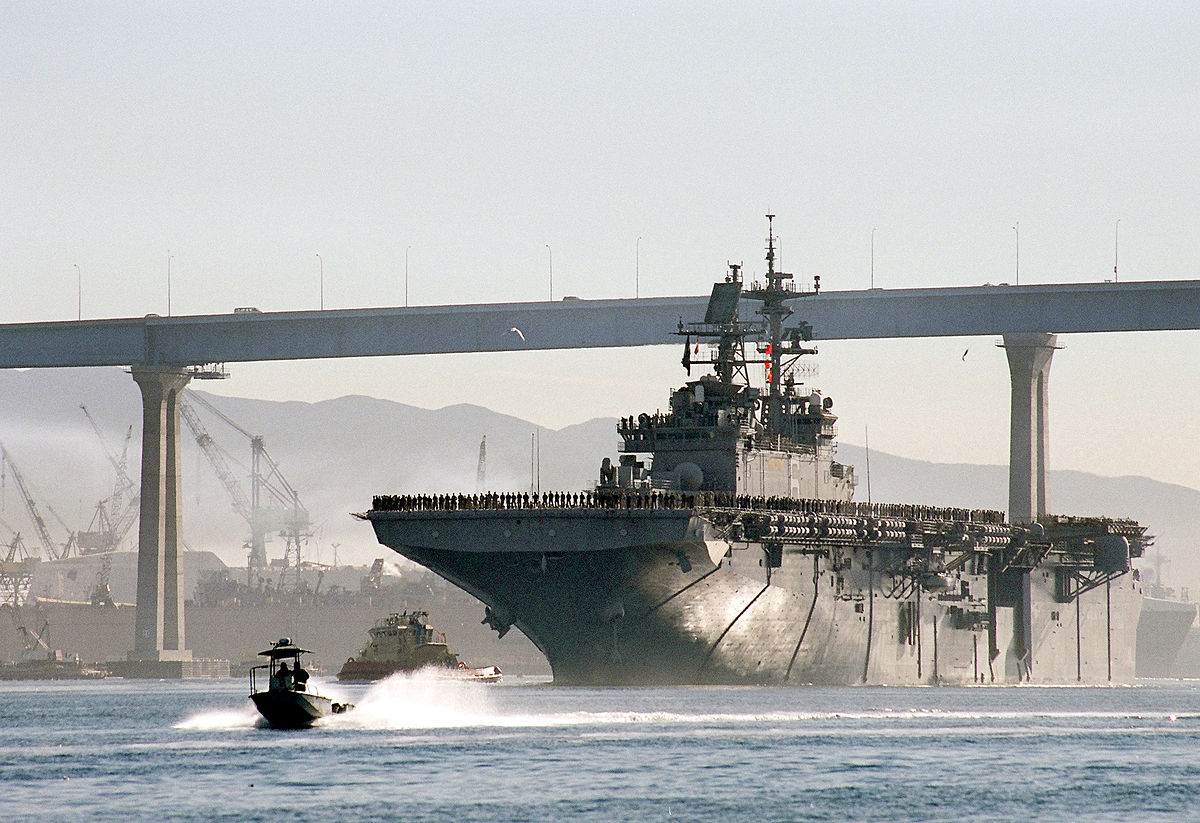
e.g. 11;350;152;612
363;217;1146;686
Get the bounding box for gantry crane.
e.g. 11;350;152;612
179;391;311;588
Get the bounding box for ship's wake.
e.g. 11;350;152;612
177;671;1200;732
326;685;1200;732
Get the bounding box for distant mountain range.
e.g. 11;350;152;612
0;366;1196;594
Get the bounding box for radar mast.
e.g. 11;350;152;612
678;215;819;436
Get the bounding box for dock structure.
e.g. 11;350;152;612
0;279;1198;665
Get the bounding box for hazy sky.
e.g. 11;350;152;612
4;3;1200;493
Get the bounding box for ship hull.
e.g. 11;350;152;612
368;507;1141;686
1135;596;1197;677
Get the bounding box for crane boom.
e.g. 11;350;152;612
0;444;65;560
80;405;136;494
78;406;140;552
180;391;311;580
179;399;254;524
185;390;254;440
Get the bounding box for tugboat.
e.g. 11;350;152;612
337;611;501;683
249;638;352;728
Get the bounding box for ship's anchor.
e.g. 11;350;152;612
481;605;513;638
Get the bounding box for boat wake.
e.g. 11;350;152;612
325;684;1200;732
323;669;499;729
175;705;262;730
176;669;1200;733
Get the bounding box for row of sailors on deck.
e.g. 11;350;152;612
370;492;1004;524
372;490;730;512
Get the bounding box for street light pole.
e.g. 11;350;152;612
74;264;80;320
1013;222;1020;285
405;245;412;307
636;235;642;298
1114;219;1120;282
545;244;552;301
870;227;876;289
167;251;173;316
316;253;323;310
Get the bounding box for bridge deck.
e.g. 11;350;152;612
1;279;1198;368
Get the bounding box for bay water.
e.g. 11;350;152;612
3;674;1200;822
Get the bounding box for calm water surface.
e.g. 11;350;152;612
2;674;1199;822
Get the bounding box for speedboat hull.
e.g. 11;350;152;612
250;690;336;729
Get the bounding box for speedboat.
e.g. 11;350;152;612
249;638;352;729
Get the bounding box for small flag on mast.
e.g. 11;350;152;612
682;335;692;374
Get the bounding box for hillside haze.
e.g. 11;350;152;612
0;366;1195;594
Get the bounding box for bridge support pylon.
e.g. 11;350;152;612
1002;332;1058;523
127;365;193;664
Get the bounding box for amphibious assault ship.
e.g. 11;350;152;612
364;218;1147;686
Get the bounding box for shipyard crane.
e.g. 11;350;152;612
78;406;139;553
2;532;25;563
0;519;34;607
179;391;311;588
16;618;53;659
179;399;253;522
0;515;30;563
0;444;71;560
80;406;136;509
42;503;79;559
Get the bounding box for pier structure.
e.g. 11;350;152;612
0;279;1199;667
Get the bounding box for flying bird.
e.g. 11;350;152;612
507;327;526;342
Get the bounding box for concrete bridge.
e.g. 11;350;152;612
3;278;1199;671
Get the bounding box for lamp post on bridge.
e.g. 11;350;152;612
870;227;876;289
74;264;80;320
405;245;412;307
545;244;553;301
1114;219;1120;283
636;236;642;298
1013;222;1020;285
167;252;173;316
316;253;324;310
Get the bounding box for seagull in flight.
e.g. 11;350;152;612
507;327;526;342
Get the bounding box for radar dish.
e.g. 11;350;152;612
704;282;741;324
